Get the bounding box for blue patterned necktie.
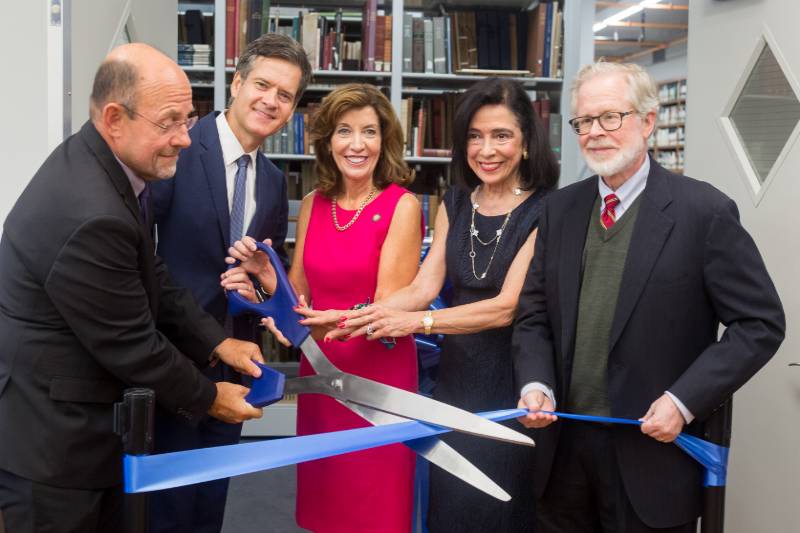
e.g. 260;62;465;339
230;154;250;245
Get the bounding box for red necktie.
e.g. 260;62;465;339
601;193;620;230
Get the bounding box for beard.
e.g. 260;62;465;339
583;137;647;179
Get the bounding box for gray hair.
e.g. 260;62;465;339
570;60;659;116
90;59;138;120
230;33;313;106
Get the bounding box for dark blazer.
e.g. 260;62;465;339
151;111;288;340
512;159;784;527
0;122;225;489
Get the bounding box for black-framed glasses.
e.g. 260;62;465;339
568;110;636;135
120;103;198;135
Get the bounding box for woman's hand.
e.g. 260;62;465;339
225;237;277;295
325;304;422;342
220;266;260;304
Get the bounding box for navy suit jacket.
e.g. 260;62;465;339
512;159;784;527
152;112;288;342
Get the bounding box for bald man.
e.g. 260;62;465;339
0;44;265;533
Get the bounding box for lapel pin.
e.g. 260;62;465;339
372;214;381;222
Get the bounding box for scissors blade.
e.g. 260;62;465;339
340;373;532;446
298;338;533;446
344;401;511;501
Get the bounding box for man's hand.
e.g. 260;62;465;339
208;382;263;423
212;338;264;378
639;393;685;443
517;390;558;429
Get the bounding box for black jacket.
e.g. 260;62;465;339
512;159;784;527
0;122;225;488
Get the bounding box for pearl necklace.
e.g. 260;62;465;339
469;186;518;280
331;188;377;231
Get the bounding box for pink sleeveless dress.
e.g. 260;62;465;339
295;183;418;533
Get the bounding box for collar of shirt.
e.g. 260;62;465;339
597;155;650;218
216;111;259;170
114;155;147;198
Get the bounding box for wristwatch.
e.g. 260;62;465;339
422;310;434;336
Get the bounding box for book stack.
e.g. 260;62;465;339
178;44;212;67
403;2;564;78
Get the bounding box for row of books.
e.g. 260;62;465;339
178;44;212;68
178;10;214;47
659;79;688;103
225;0;272;68
403;2;563;77
262;109;316;156
298;9;393;72
653;149;684;172
658;104;686;126
650;126;686;149
214;0;563;77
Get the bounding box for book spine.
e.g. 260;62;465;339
403;13;413;72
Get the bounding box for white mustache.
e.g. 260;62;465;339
585;143;616;150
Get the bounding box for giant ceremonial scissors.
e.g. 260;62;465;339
227;242;534;501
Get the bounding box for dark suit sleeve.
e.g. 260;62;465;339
512;201;557;394
669;198;785;420
44;215;217;420
270;167;290;270
152;255;227;366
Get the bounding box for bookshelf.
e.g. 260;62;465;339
649;78;687;174
177;0;588;436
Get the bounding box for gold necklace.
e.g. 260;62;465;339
331;188;377;231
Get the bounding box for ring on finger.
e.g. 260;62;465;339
366;323;375;336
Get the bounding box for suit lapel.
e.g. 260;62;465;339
558;178;598;376
608;162;674;351
81;122;141;224
198;114;232;248
80;121;158;313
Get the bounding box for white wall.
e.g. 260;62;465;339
0;0;177;229
70;0;177;132
0;2;51;225
687;1;799;531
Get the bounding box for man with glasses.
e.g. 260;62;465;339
147;33;312;533
0;43;266;532
512;61;784;532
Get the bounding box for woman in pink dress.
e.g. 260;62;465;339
223;83;422;532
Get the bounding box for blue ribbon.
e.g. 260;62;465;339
124;408;523;493
514;409;729;487
124;407;728;493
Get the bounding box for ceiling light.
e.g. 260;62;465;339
594;0;664;33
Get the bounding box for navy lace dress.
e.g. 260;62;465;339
427;185;546;533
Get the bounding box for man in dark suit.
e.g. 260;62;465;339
512;62;785;532
147;33;311;533
0;44;265;533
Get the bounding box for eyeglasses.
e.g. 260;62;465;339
120;104;198;135
568;110;636;135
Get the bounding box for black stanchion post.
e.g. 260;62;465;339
700;397;732;533
114;388;155;533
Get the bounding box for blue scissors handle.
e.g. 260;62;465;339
226;241;310;348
